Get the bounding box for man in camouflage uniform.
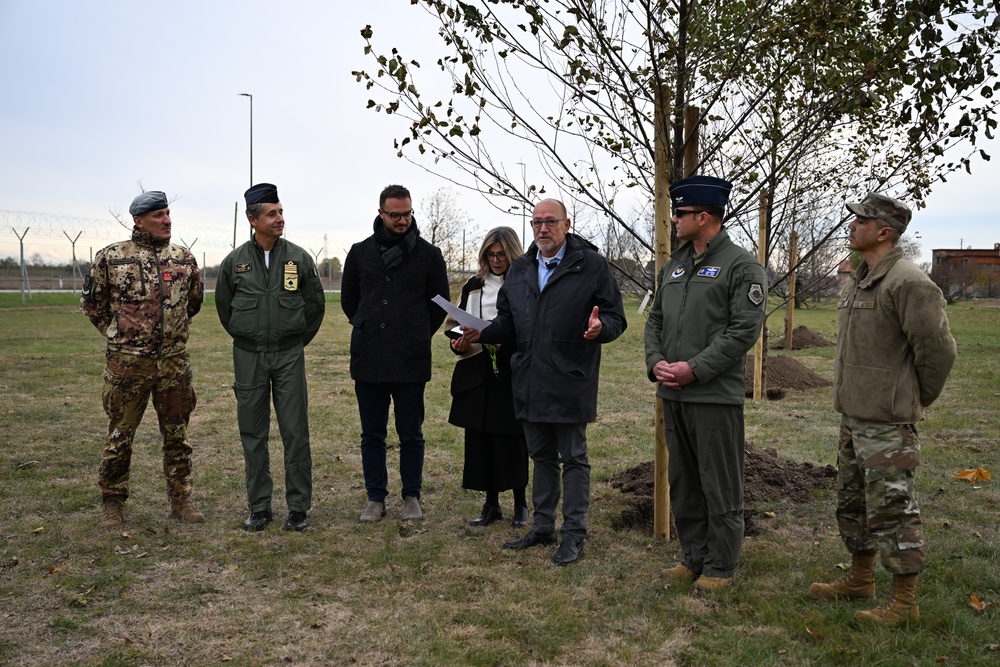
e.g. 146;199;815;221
810;194;956;625
82;190;204;531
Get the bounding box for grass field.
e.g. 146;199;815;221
0;292;997;666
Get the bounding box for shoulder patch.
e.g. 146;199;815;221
697;266;721;278
670;265;686;279
748;283;765;306
235;262;251;273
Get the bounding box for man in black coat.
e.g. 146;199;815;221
464;198;627;565
341;184;450;523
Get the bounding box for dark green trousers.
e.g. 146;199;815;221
663;399;745;578
233;344;312;513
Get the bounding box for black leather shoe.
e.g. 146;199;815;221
511;506;530;528
243;509;272;532
503;529;556;550
552;537;585;566
469;503;502;527
284;511;308;532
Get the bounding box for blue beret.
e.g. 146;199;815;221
245;183;279;206
129;191;168;216
669;176;732;208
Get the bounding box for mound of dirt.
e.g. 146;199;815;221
609;444;836;536
767;325;834;351
789;326;834;350
745;354;831;398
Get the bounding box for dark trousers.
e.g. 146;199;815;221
233;345;312;514
521;421;590;540
663;400;745;578
354;381;426;502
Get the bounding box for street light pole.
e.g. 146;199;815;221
239;93;253;186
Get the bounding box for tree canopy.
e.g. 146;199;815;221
354;0;998;288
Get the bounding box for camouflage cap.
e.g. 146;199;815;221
846;193;911;233
129;191;168;216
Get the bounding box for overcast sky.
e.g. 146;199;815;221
1;0;996;269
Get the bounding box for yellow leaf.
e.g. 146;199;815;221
968;594;986;612
805;626;824;638
31;527;45;534
764;511;777;518
955;467;991;484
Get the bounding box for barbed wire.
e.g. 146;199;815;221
0;210;341;264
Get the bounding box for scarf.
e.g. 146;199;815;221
373;215;419;273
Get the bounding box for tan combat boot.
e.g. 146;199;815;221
854;573;920;625
810;552;877;600
100;495;125;531
169;496;205;523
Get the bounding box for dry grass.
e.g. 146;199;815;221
0;294;998;666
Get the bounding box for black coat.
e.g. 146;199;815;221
447;275;521;435
479;234;627;424
341;227;450;384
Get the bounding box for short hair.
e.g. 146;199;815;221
246;203;264;220
380;184;411;208
702;204;725;222
476;226;524;278
884;225;901;245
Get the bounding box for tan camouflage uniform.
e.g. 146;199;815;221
82;226;203;503
834;246;956;574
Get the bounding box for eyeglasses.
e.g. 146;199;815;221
486;251;507;260
384;210;413;222
672;209;704;218
530;218;567;230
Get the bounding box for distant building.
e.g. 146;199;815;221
931;243;1000;299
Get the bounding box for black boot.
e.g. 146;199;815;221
469;503;502;527
511;505;530;528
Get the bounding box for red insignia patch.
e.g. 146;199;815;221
162;271;173;282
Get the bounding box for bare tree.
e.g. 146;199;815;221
419;187;475;273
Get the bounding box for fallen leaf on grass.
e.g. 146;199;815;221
31;527;45;534
835;562;851;571
805;626;823;639
763;511;777;518
954;467;991;485
935;657;949;663
987;644;999;651
967;594;994;612
41;567;60;579
16;460;39;469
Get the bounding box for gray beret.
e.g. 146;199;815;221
129;191;169;216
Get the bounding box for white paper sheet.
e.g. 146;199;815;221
432;294;492;331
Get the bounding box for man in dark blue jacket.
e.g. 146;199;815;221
465;198;627;566
341;184;450;523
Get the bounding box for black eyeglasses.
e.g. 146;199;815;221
385;210;413;222
486;251;507;260
530;218;567;229
672;209;704;218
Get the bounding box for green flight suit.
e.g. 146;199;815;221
216;235;325;513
